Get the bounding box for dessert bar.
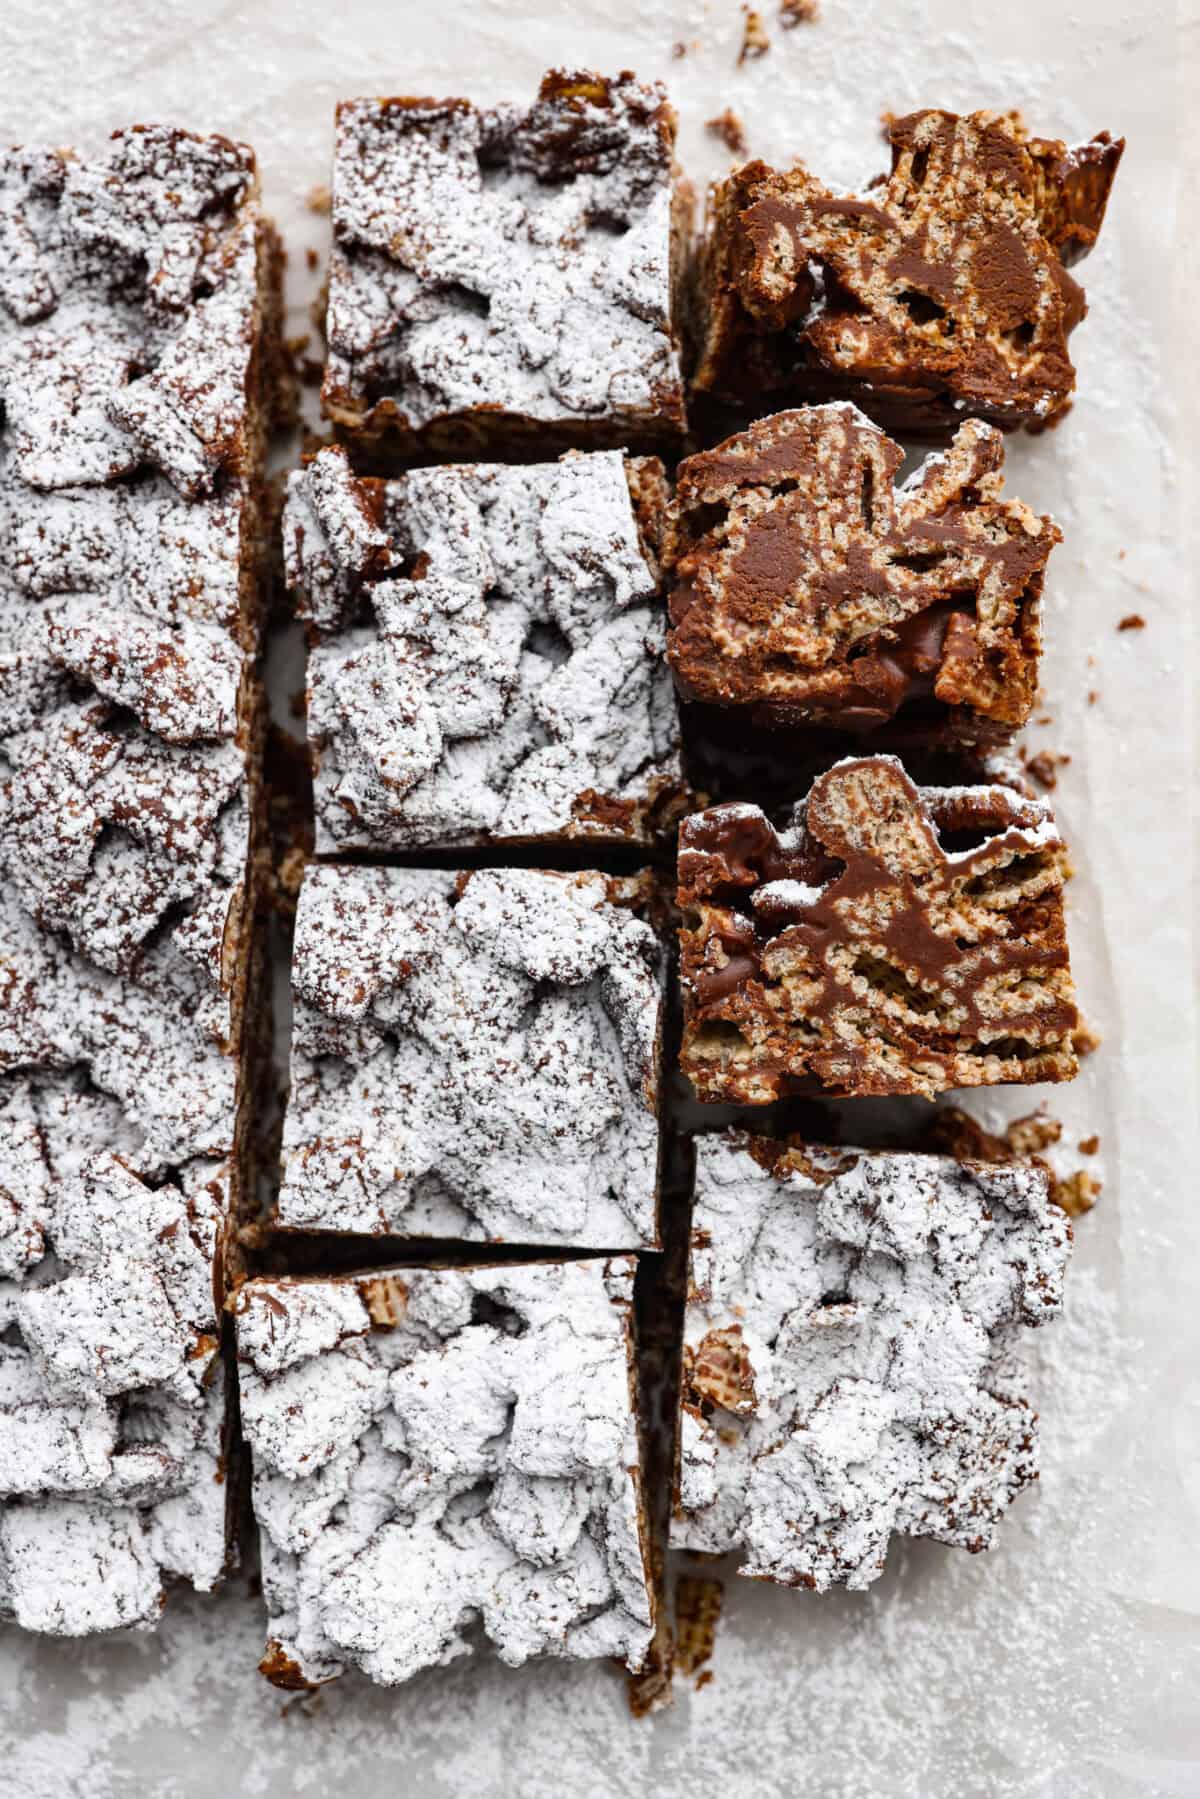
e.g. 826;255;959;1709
275;864;664;1247
284;445;686;852
0;888;243;1634
666;404;1058;748
674;1131;1071;1588
690;109;1122;434
678;755;1078;1101
0;124;284;1632
235;1257;655;1688
321;70;690;458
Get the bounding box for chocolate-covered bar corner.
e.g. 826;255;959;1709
666;403;1058;751
322;69;691;459
674;1129;1072;1589
677;755;1078;1101
690;108;1122;434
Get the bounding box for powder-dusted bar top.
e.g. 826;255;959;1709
275;864;664;1248
677;756;1078;1101
284;445;687;852
690;108;1122;435
0;887;246;1634
234;1256;655;1689
321;69;691;458
674;1131;1072;1589
666;405;1058;749
0;124;284;1634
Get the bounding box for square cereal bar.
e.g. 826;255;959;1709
666;405;1058;750
674;1130;1071;1588
0;124;284;1633
690;109;1122;434
235;1257;654;1688
276;865;664;1248
284;445;686;851
677;755;1078;1101
321;70;690;457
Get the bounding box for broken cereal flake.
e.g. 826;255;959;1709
1078;1134;1100;1155
306;184;331;215
1117;613;1146;631
780;0;820;21
1005;1114;1064;1157
739;9;771;61
1052;1170;1102;1218
675;1573;724;1678
687;1324;758;1414
706;109;747;155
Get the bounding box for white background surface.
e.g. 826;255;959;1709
1;1;1197;1793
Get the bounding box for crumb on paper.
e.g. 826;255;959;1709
1088;690;1099;705
1118;613;1146;631
627;1658;673;1719
706;108;747;154
780;0;820;21
739;8;771;61
306;183;331;215
672;40;688;57
1006;1114;1064;1157
675;1573;724;1679
1078;1135;1100;1155
1024;749;1071;791
305;247;320;272
1052;1170;1102;1218
1073;1019;1102;1058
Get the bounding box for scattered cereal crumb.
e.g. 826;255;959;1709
1088;690;1099;705
739;8;771;60
780;0;820;21
675;1574;724;1678
1024;749;1071;790
672;40;688;57
1052;1170;1102;1218
306;184;331;215
706;108;747;154
305;247;320;272
695;1670;715;1691
1006;1114;1064;1157
1078;1135;1100;1156
1118;613;1146;631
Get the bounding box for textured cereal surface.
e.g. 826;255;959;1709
666;403;1058;745
277;865;663;1246
675;1131;1071;1587
322;70;687;448
0;124;272;1635
678;754;1078;1100
693;109;1122;431
285;446;683;850
236;1258;653;1687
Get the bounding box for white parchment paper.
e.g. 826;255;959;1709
0;0;1196;1792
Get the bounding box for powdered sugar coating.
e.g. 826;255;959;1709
285;445;682;850
277;865;663;1246
0;1095;231;1636
0;125;274;1635
321;71;687;450
675;1131;1071;1588
235;1257;653;1688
